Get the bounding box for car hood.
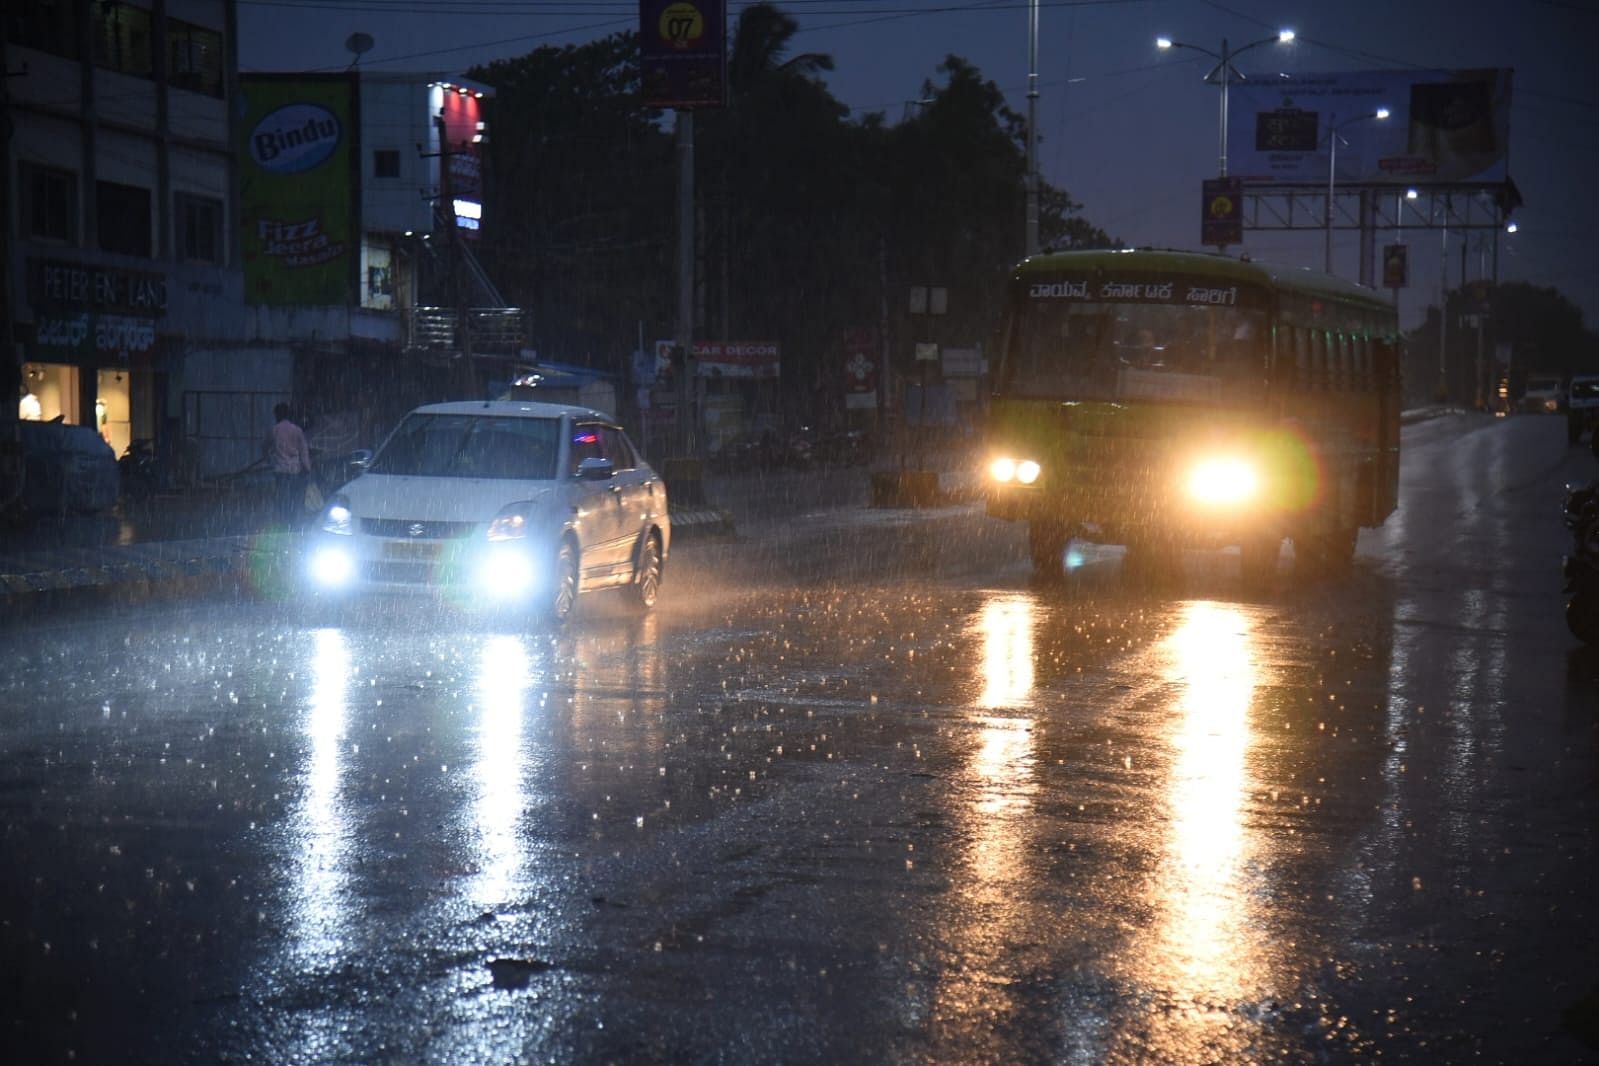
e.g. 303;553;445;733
340;474;557;524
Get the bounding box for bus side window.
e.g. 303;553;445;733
1356;336;1371;392
1311;331;1327;391
1293;327;1310;389
1335;333;1350;392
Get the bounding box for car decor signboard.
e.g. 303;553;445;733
653;339;780;378
639;0;726;109
239;74;358;305
1226;68;1511;186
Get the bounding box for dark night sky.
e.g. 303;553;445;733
239;0;1599;343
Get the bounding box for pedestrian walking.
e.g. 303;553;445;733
267;403;313;525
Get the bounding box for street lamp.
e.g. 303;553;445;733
1156;28;1294;177
1324;108;1389;274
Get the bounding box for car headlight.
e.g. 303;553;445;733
486;501;539;541
1186;457;1260;506
476;545;537;598
321;495;353;535
991;457;1041;484
309;545;355;587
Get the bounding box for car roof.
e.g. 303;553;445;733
409;400;615;421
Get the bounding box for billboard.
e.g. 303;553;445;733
639;0;726;109
1227;69;1511;186
239;74;359;305
436;84;485;239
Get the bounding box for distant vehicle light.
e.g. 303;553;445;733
1186;457;1260;506
991;457;1018;483
1016;460;1041;484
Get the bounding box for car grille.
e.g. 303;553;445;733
361;518;479;539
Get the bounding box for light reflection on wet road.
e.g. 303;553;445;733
1;413;1596;1063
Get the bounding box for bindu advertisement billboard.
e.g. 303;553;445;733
1226;68;1511;186
239;74;359;305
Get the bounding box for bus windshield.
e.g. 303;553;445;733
1003;299;1269;404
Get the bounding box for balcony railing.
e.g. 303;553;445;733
405;307;527;354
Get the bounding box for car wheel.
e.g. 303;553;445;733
1028;521;1069;582
631;532;662;611
1123;534;1183;586
1239;535;1281;590
547;539;580;625
1568;592;1599;645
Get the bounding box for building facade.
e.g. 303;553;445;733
5;0;244;483
4;2;518;492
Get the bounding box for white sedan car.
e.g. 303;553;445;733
306;401;669;623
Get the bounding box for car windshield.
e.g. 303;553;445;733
368;414;560;479
1573;380;1599;400
1002;292;1269;404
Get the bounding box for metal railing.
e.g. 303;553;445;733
405;307;527;354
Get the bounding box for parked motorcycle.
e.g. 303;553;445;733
1562;480;1599;643
119;438;162;501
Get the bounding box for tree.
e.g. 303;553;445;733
471;34;674;369
1404;281;1597;407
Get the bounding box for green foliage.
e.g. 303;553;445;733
1403;280;1598;405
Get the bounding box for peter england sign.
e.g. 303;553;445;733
29;259;167;361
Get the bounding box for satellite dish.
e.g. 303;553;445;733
345;32;375;66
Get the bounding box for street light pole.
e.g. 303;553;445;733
1025;0;1039;254
1323;108;1389;275
1217;38;1230;177
1156;29;1294;179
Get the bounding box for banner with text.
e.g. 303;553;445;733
1227;68;1512;186
239;74;359;305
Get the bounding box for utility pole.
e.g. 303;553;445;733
435;114;477;400
675;109;696;457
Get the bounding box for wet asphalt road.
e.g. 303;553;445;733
2;413;1597;1064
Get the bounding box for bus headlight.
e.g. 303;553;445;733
1186;457;1260;506
991;457;1041;484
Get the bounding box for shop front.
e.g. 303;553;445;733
19;259;170;463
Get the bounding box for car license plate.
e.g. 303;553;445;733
384;540;442;561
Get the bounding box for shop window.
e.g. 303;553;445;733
21;163;78;244
175;192;223;264
367;265;393;298
93;1;154;78
7;0;80;60
167;19;224;97
374;149;401;179
97;181;153;257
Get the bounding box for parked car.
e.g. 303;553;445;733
17;419;119;517
305;401;668;624
1568;375;1599;443
1520;376;1564;415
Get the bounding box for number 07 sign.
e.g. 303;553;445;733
639;0;727;109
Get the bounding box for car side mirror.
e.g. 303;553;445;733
576;457;615;481
349;448;374;471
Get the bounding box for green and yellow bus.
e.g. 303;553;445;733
986;249;1401;584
